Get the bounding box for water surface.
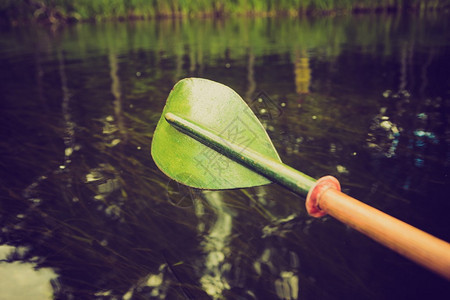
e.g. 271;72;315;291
0;14;449;299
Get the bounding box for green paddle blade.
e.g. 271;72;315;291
151;78;282;189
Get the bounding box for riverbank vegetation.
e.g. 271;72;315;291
1;0;449;25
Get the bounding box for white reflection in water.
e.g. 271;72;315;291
367;106;401;158
85;164;124;220
194;186;302;299
275;271;299;300
197;191;232;298
0;245;57;300
254;248;300;300
122;264;168;300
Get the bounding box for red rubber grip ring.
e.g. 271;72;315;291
305;176;341;218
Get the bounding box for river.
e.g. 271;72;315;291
0;14;449;299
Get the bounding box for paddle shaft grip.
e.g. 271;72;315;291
318;188;450;280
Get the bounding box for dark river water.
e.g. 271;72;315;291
1;14;449;299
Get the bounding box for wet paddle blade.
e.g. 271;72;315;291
151;78;282;189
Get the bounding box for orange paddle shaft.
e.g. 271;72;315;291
307;176;450;280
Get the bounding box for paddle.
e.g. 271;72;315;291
151;78;450;280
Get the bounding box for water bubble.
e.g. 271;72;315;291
414;158;424;168
400;90;411;97
254;261;261;276
382;90;392;98
380;120;392;130
123;290;133;300
146;274;163;287
330;143;336;153
336;165;349;174
225;63;231;68
136;71;141;77
110;139;121;146
312;115;317;120
261;249;271;263
86;172;102;182
95;290;111;297
414;130;426;137
65;147;73;157
417;112;427;120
